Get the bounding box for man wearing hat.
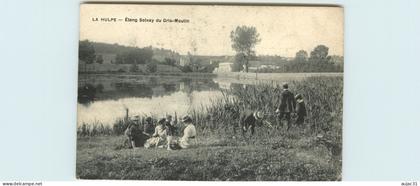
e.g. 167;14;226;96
124;115;142;148
178;116;197;149
275;83;296;131
239;109;264;136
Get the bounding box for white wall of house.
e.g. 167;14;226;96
213;62;233;73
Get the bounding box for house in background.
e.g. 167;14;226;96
213;62;233;73
96;53;117;64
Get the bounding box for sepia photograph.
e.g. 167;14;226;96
77;3;343;181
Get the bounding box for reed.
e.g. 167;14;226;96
77;76;342;142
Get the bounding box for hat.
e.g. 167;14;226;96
282;83;289;89
181;115;193;123
254;111;264;120
295;94;303;100
131;115;140;121
158;118;166;124
166;115;173;120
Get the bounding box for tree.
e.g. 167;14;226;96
230;26;261;73
164;57;176;66
309;45;330;63
232;53;245;72
79;40;96;64
295;50;308;62
96;55;104;64
114;47;153;64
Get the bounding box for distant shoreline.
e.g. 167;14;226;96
79;71;343;80
215;72;343;80
78;72;216;78
78;72;344;79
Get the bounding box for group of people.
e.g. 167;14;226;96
125;115;197;150
239;83;307;136
125;82;307;148
276;83;307;130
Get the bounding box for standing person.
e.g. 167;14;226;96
165;115;177;150
144;118;167;149
179;116;197;149
143;116;155;137
295;94;307;128
275;83;296;131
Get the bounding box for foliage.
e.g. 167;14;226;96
232;53;245;72
230;26;261;72
146;63;157;73
255;46;343;73
79;40;96;64
163;57;177;66
115;47;153;64
295;50;308;63
309;45;331;63
270;61;343;73
96;55;104;64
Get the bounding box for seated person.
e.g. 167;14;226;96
125;115;149;148
144;118;167;149
143;116;155;137
165;115;178;150
178;116;197;149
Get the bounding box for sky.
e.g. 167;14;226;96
80;4;343;57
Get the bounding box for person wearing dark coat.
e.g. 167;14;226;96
239;109;264;136
143;116;155;137
276;83;296;130
295;94;307;127
125;115;148;148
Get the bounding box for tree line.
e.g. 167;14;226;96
79;40;154;65
229;26;343;73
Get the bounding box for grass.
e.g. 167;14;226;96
76;76;343;180
77;128;340;180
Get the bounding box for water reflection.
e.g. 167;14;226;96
77;75;223;125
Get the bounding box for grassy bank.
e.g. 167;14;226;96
76;76;343;180
77;128;340;180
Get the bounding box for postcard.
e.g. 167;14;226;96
77;3;343;181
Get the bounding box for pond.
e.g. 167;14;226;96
77;73;340;126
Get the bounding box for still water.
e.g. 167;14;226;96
77;73;331;126
77;74;231;126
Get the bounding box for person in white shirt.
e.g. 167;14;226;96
178;116;197;149
144;118;167;149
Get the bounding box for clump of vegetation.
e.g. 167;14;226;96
76;76;343;180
